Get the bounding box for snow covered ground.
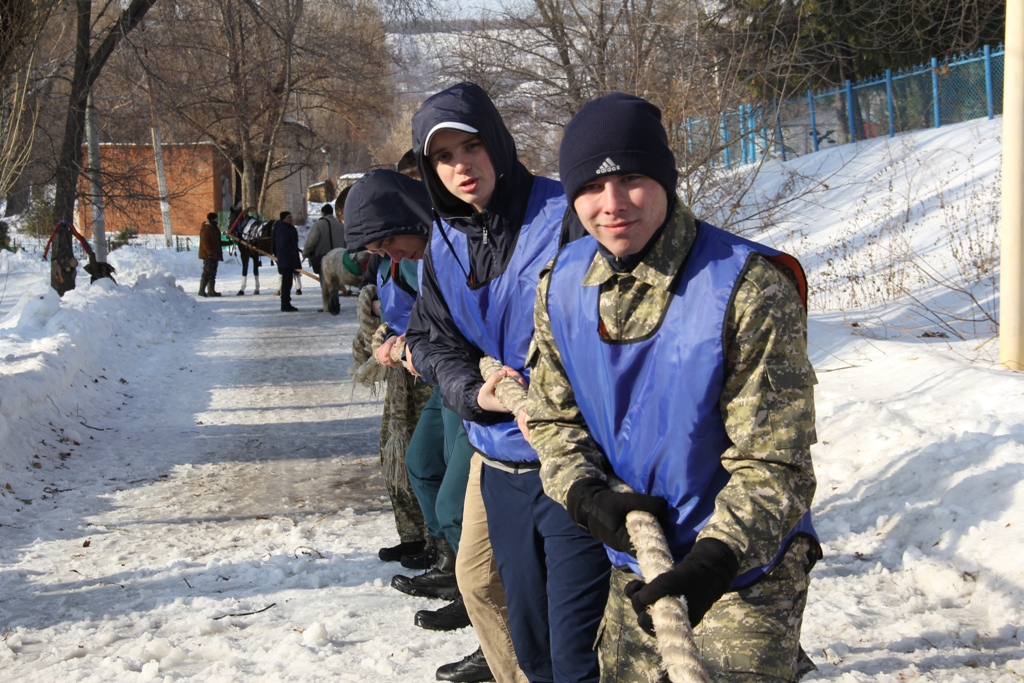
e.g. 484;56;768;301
1;118;1022;682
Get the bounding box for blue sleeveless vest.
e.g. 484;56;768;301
377;258;421;336
429;176;566;462
547;222;816;584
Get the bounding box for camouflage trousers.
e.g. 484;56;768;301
598;536;817;683
379;373;433;543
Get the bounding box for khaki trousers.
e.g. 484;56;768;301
455;454;528;683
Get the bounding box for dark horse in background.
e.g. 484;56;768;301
227;209;274;295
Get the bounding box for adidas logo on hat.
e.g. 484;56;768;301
595;157;621;175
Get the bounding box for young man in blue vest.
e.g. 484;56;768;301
407;82;610;683
345;169;509;682
344;170;470;617
343;169;434;572
527;93;822;682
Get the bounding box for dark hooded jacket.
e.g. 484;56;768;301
344;169;432;251
406;82;541;424
345;169;439;384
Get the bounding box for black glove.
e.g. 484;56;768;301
625;537;739;636
566;478;668;555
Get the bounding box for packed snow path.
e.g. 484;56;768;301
2;278;1021;683
0;289;479;681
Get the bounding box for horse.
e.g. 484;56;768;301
320;248;364;315
230;216;274;295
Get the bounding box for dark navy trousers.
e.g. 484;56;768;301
481;466;610;683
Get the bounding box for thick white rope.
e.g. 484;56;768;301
478;356;709;683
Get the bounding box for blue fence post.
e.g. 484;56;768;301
886;69;896;137
775;110;786;162
808;91;819;152
845;80;856;142
748;105;757;160
706;118;713;167
721;115;731;170
984;44;994;120
708;118;716;167
741;105;749;166
740;106;747;162
931;57;941;128
760;106;769;157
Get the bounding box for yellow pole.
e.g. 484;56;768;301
1002;0;1024;370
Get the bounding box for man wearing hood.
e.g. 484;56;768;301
407;82;610;683
343;168;432;564
346;168;520;683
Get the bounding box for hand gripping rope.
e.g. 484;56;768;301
478;355;710;683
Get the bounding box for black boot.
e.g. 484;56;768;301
378;539;425;563
435;647;493;682
391;538;458;600
208;275;222;297
198;275;209;297
415;593;471;631
400;541;437;569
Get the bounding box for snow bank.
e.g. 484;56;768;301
725;117;1002;338
0;254;197;513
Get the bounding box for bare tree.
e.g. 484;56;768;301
51;0;158;224
111;0;394;214
711;0;1005;93
0;0;58;201
423;0;756;200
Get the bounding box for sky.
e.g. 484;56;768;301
0;116;1021;682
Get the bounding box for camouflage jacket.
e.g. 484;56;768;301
526;201;818;573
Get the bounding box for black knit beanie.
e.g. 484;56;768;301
559;92;678;202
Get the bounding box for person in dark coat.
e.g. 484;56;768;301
198;212;224;297
304;203;347;311
273;211;300;312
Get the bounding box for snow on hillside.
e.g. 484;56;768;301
0;118;1021;681
720;117;1001;340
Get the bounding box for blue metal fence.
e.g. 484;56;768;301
693;45;1004;170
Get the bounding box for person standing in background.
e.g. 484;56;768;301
304;203;346;311
273;211;300;312
198;212;223;297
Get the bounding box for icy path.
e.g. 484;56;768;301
0;289;478;682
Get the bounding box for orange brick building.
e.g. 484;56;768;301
78;142;232;238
